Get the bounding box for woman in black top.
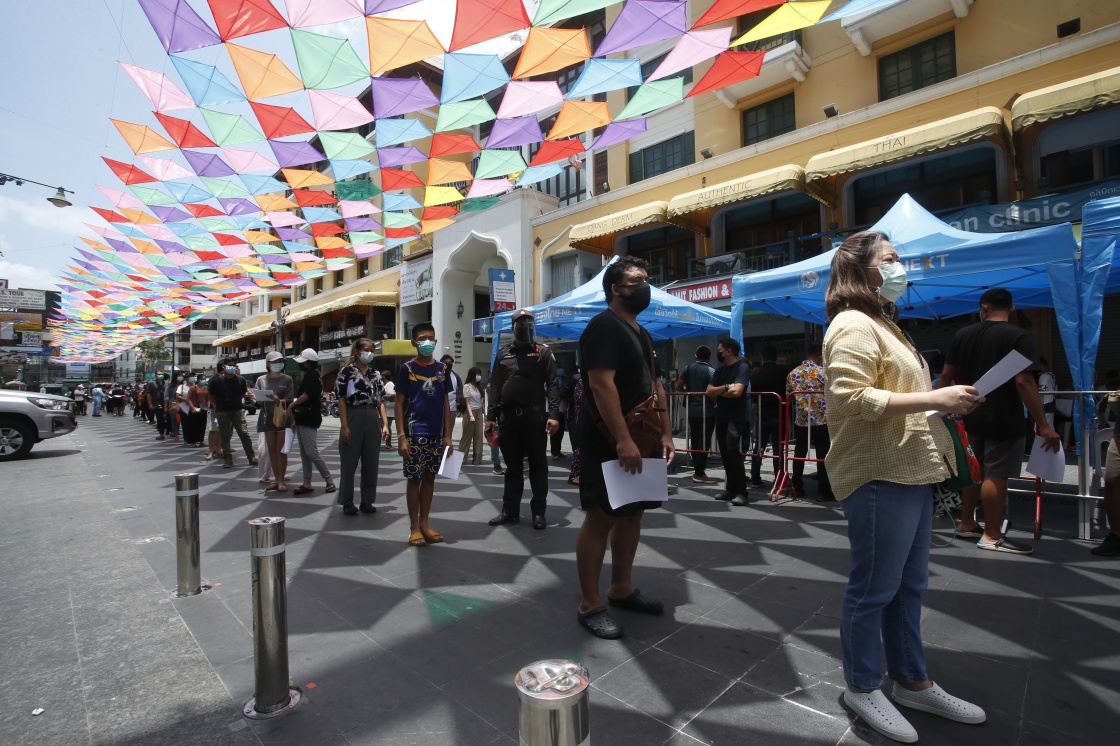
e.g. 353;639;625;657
335;338;390;515
290;349;335;496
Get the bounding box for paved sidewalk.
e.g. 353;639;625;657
2;414;1119;745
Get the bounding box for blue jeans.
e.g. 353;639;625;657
840;480;932;692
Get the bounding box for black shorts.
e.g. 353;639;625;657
579;442;663;517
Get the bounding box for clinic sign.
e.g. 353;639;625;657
488;268;516;311
0;288;47;310
941;179;1120;232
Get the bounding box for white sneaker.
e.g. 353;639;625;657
891;682;986;724
843;688;918;743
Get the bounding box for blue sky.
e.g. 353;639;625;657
0;0;538;292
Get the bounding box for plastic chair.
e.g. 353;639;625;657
1094;427;1114;480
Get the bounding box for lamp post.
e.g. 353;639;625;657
0;173;74;207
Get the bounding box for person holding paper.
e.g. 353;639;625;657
395;323;453;546
209;357;257;469
336;339;389;514
824;231;987;743
256;351;296;493
575;256;675;640
939;288;1060;555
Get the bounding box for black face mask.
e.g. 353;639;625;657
514;325;533;343
619;282;652;314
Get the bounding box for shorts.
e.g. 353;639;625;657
967;431;1024;479
578;442;663;518
404;436;443;480
1106;436;1119;482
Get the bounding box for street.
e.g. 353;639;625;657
2;415;1118;745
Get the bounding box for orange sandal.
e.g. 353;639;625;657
408;531;427;547
421;528;444;544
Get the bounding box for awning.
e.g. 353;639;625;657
666;165;825;232
805;106;1008;202
569;201;669;255
283;291;397;325
1011;65;1120;131
213;321;274;348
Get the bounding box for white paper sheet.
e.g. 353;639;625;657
280;428;294;455
1026;435;1066;482
971;349;1032;400
602;459;669;510
438;446;464;480
178;401;190;414
347;379;356;398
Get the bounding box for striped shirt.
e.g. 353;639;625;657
823;310;951;501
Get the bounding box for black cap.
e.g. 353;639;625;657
511;309;534;323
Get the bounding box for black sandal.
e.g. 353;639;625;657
325;483;336;493
292;486;314;495
607;589;664;615
577;607;623;639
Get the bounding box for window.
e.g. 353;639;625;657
313;278;323;294
550;254;578;298
193;319;217;331
361;259;371;276
878;32;956;101
382;246;402;270
1037;108;1120;190
723;192;822;255
221;319;238;330
297;285;306;301
743;93;795;146
627;54;692;100
624;226;695;283
334;269;344;287
528;120;586;207
629;131;695;183
736;8;802;52
851;146;998;224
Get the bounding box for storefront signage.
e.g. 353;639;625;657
0;288;46;310
238;350;249;359
318;324;367;343
666;278;733;304
66;363;91;378
250;347;261;356
489;268;516;311
940;179;1120;232
20;331;43;346
400;256;433;307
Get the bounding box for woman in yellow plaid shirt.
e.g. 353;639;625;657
824;231;986;743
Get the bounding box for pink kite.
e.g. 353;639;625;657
284;0;363;28
648;27;731;81
138;156;196;181
339;200;382;218
220;147;280;173
308;90;374;131
119;62;195;111
465;179;513;198
96;186;146;210
496;81;564;120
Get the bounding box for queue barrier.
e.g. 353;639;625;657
666;388;1113;540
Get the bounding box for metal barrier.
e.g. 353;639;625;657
773;391;829;501
516;660;591;746
243;516;301;719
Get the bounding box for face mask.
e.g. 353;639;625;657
514;325;533;344
359;351;375;365
573;373;581;381
269;363;285;373
416;341;436;357
157;375;164;380
619;282;652;313
228;366;238;375
177;376;183;382
876;262;907;303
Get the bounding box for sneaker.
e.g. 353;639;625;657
842;689;917;743
155;435;165;441
714;492;733;501
492;467;504;475
890;682;986;724
954;525;984;540
976;536;1033;555
730;494;749;506
1090;532;1120;557
692;473;719;483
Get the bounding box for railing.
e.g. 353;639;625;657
739;29;802;54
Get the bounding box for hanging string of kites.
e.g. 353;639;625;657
51;0;882;361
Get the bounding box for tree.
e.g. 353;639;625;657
136;339;169;363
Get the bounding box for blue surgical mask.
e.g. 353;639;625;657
359;351;374;365
417;340;436;357
269;363;285;373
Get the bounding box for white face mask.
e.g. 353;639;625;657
876;262;907;303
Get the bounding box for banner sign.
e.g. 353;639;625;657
488;268;516;311
666;278;733;304
319;324;367;343
400;256;433;307
66;363;91;378
472;317;494;336
0;288;47;310
940;179;1120;233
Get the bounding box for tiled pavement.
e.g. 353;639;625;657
2;414;1118;745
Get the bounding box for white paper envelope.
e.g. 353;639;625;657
602;459;669;510
438;447;465;480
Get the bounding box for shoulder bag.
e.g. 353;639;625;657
591;327;666;457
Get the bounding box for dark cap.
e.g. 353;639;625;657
511;309;534;323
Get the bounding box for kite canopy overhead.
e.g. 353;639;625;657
485;116;544;149
366;17;444;75
475;149;528;179
687;51;764;97
308;90;374;130
513;27;590;79
119;62;195;111
534;0;617;26
170;56;245;105
497;80;564;119
595;0;688;57
225;43;304;100
450;0;530;52
616;78;685;120
547;100;611;140
435;98;495;132
374;116;432;146
369;77;439;118
139;0;221;53
207;0;288;41
692;0;785;29
733;0;832;46
249;101;315;138
441;53;511;104
110;120;177;154
649;27;732;81
565;58;643;99
290;28;368;89
589;118;647;149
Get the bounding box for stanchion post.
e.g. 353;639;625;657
173;473;202;597
243;516;301;719
516;660;591;746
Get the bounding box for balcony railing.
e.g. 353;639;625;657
694;234;826;277
739;29;802;54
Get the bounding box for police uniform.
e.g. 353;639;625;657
487;313;561;523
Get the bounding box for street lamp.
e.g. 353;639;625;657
456;301;465;319
0;172;74;207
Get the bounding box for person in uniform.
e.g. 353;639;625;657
485;309;561;530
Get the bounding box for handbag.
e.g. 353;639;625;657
591;327;665;458
272;400;289;428
939;414;981;492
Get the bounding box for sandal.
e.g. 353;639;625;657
292;486;314;495
577;606;623;639
408;531;427;547
324;483;336;493
265;483;279;492
249;457;259;466
607;589;664;615
421;528;444;544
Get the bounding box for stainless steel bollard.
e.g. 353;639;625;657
173;473;202;597
516;660;591;746
243;517;301;719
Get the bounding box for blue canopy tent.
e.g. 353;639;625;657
490;257;733;365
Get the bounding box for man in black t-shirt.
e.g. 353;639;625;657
208;355;257;468
676;345;717;483
575;257;674;640
144;372;168;440
941;288;1060;555
749;345;789;486
706;338;753;504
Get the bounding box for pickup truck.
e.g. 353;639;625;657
0;389;77;460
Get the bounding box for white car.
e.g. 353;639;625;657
0;389;77;460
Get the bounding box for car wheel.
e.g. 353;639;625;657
0;419;35;461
